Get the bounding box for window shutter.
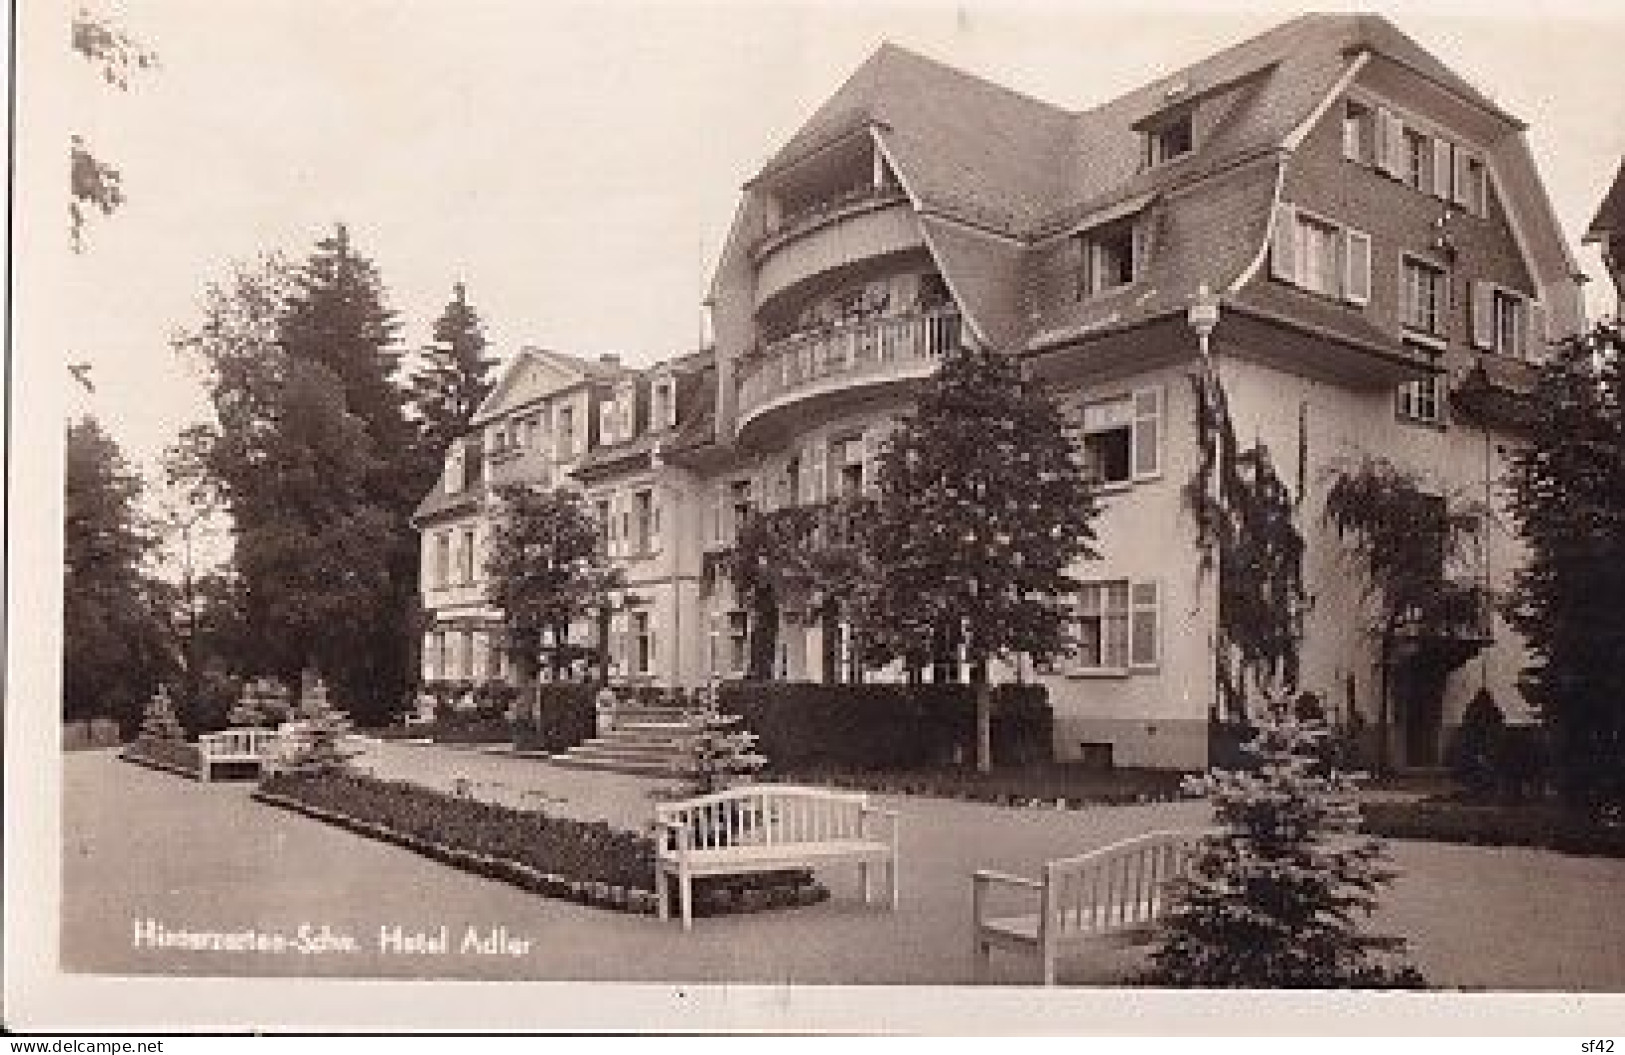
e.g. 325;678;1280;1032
1470;281;1495;350
1473;159;1489;217
1130;581;1160;669
1526;300;1546;358
1068;237;1089;300
1377;108;1404;178
1452;149;1473;209
862;426;884;496
1432;139;1453;201
649;492;663;553
1131;387;1163;480
807;440;828;503
1343;228;1372;306
1131;212;1155;280
1270;203;1298;283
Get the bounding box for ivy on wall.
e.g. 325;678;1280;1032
1184;367;1309;723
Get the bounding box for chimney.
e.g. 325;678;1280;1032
600;353;621;368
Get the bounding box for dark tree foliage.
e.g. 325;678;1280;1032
722;496;879;682
1185;370;1309;721
70;6;157;250
1323;455;1486;773
1506;321;1625;819
64;415;173;726
870;342;1098;770
1144;701;1425;989
485;485;625;682
410;282;498;460
176;233;427;724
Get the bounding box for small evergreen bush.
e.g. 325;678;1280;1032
1144;699;1425;989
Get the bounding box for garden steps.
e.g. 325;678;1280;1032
545;709;703;777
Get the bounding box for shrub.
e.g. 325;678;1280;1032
1360;799;1625;857
1144;699;1425;989
137;686;187;741
717;681;1051;771
511;683;597;753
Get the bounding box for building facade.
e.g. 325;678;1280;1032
415;14;1585;770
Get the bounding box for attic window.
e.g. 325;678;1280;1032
1143;113;1193;168
1075;214;1146;299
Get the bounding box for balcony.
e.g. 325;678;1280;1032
1392;577;1495;671
736;307;961;443
752;192;922;308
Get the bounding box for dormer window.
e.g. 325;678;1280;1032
1143;112;1193;168
1075;215;1144;298
651;376;676;432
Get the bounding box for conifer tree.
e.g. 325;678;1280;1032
1145;701;1425;989
870;342;1098;770
1506;321;1625;818
410;281;497;458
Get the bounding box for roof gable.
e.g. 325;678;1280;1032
471;348;601;426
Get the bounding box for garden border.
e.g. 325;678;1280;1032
119;744;202;781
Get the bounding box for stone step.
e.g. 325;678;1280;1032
568;739;691;762
546;752;694;778
595;731;698;749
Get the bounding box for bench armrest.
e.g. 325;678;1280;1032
652;816;692;858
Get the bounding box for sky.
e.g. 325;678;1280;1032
39;0;1625;483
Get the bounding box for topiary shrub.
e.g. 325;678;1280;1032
137;685;187;742
1144;699;1426;989
1447;688;1504;801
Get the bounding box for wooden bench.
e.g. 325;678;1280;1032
653;785;899;930
972;828;1212;985
197;727;282;782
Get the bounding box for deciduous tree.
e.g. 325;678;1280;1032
870;342;1098;771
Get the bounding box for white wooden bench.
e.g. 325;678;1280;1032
972;828;1212;985
654;785;899;930
197;727;282;782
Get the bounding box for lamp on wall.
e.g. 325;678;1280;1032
1187;283;1222;358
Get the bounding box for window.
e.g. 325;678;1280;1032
1074;580;1159;673
459;527;476;584
1401;256;1447;336
632;490;654;554
783;456;801;507
1075;216;1141;298
556;405;576;459
1454;151;1488;216
1143;112;1193;167
1077;389;1161;485
652;379;675;432
1403;127;1432;194
434;532;451;589
833;435;865;497
598;398;620;445
1271;204;1371;305
1397;373;1443;425
724;611;749;676
1342;100;1374;164
1494;291;1526;358
459;630;474;680
729;479;754;537
522;412;544;449
631;612;653;675
594;498;612;554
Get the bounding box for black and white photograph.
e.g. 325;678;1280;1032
8;0;1625;1036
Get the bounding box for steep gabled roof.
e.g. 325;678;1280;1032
1585;159;1625;245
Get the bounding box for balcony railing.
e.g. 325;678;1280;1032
752;185;908;261
737;307;961;425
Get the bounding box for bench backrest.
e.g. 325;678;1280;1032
655;785;869;851
1044;828;1211;935
199;727;281;759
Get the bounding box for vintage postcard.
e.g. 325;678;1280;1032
8;0;1625;1035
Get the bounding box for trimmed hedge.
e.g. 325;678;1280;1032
718;681;1052;771
120;736;202;778
511;683;596;753
1360;799;1625;858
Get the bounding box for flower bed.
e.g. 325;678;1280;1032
120;737;202;779
1360;799;1625;858
255;770;826;916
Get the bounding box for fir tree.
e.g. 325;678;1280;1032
137;685;186;742
410;281;497;459
64;415;172;727
870;342;1098;770
1506;321;1625;819
1144;700;1425;989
